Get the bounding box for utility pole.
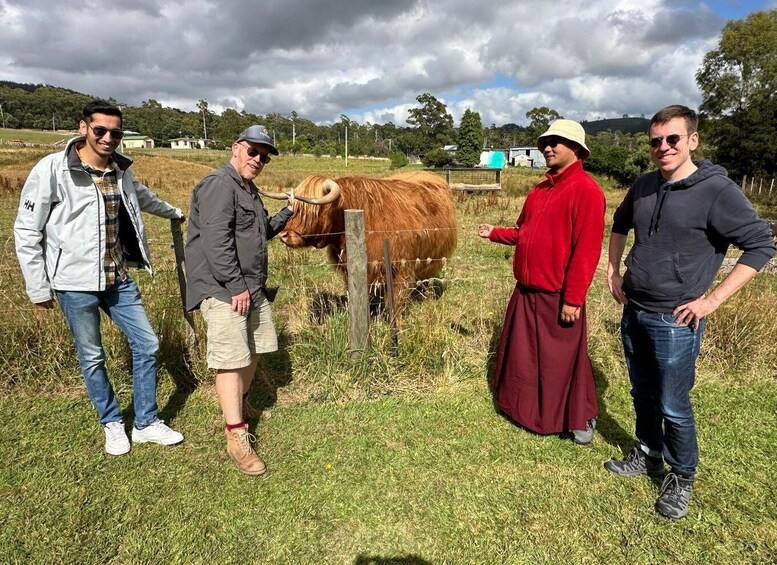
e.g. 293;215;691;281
0;102;5;128
341;114;349;167
197;99;209;144
117;106;124;153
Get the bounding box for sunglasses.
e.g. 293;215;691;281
240;143;271;164
87;123;124;140
540;136;563;148
649;134;688;149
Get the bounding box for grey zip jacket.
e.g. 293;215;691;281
14;137;183;303
612;159;775;312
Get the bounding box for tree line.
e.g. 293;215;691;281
0;9;774;181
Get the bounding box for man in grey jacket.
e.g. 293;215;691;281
14;99;185;455
605;105;775;519
185;125;293;475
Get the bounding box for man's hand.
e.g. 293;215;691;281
560;302;581;324
34;299;55;309
607;271;628;305
231;289;251;316
673;295;714;330
287;187;295;211
673;264;760;330
477;224;493;238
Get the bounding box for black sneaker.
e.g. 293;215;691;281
604;445;666;477
655;472;694;519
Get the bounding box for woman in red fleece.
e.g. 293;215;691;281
478;120;605;443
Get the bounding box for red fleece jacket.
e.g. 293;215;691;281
489;160;605;306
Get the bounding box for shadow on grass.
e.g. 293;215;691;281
118;320;199;427
156;349;200;424
353;555;433;565
245;330;294;433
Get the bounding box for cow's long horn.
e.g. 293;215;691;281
301;179;340;205
256;180;340;206
255;188;291;201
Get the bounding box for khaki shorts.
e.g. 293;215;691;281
200;296;278;369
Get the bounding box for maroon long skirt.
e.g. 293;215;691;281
493;286;598;434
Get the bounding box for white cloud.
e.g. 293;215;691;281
0;0;768;126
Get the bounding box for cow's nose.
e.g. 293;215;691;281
279;231;288;243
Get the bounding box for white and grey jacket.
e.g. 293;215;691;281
14;137;183;303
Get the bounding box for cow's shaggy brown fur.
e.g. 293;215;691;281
280;171;457;295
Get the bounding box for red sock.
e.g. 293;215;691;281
225;421;246;431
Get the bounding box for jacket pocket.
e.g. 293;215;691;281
236;202;256;230
624;243;684;299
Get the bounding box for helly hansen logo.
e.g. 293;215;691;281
23;199;35;212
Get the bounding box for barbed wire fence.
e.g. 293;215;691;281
0;214;519;376
740;175;777;237
741;174;775;199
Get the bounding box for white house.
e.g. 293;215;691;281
170;137;207;149
122;134;154;149
508;147;546;168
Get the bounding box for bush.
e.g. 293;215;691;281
422;148;454;168
389;151;408;169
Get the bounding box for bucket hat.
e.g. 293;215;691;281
537;119;590;160
237;125;279;155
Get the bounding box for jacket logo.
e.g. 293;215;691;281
23;199;35;212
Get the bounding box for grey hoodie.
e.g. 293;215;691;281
612;160;775;312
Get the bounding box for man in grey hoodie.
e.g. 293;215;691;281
605;105;775;519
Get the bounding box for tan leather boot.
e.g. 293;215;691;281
225;424;266;475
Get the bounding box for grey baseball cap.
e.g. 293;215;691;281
236;125;279;155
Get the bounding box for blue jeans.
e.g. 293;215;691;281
56;277;160;427
621;302;705;477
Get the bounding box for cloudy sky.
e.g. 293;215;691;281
1;0;773;127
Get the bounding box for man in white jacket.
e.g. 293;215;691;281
14;99;185;455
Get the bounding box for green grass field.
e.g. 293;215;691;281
0;145;774;564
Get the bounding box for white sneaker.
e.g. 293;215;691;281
131;420;184;445
104;421;131;455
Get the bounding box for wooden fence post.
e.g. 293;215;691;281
742;175;747;191
345;210;369;358
170;219;197;352
769;178;774;196
382;239;398;355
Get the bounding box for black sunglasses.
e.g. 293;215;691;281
540;136;563;148
87;123;124;140
240;143;271;164
649;134;688;149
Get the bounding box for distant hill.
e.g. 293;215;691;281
581;117;650;135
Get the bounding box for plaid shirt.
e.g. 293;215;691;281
79;153;127;285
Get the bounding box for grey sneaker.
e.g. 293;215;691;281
131;420;184;445
571;419;596;445
655;472;694;519
604;445;665;477
104;421;130;456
